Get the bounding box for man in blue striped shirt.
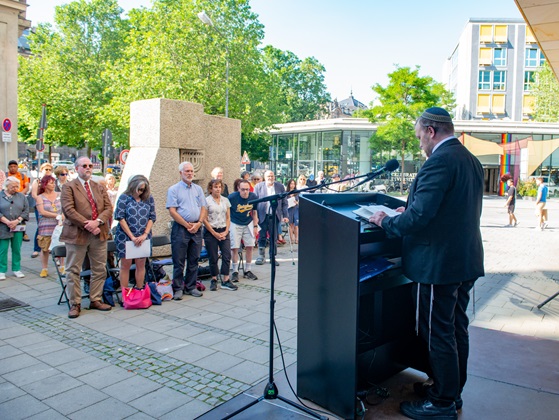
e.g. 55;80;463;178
167;162;208;299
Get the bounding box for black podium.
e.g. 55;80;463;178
297;193;421;419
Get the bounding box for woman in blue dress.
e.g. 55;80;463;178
114;175;156;290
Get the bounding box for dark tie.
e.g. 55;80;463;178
84;181;98;220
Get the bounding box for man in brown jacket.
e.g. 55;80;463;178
61;156;113;318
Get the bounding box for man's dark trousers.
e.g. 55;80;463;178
171;222;202;293
414;280;475;406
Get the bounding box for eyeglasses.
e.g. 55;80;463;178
60;173;68;176
137;188;145;192
239;188;250;191
81;164;94;168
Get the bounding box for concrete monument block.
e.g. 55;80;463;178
122;98;241;253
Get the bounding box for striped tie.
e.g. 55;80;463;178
84;181;98;220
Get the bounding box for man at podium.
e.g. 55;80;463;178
369;107;484;420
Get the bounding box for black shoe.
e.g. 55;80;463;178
243;270;258;280
413;382;463;410
210;279;217;291
400;399;457;419
221;281;238;291
231;271;239;283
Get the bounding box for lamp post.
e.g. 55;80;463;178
197;11;229;118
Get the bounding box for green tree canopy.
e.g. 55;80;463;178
18;0;129;151
262;45;331;123
533;61;559;122
18;0;331;162
359;66;454;190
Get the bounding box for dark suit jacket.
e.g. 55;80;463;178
382;138;485;285
254;181;289;223
60;178;113;245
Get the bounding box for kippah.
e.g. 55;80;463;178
421;107;452;123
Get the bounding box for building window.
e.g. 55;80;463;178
525;48;538;67
526;27;537;43
493;48;506;66
494;25;508;43
493;71;506;91
477;94;490;113
523;95;535;114
492;95;506;114
478;70;491;90
524;71;536;91
479;48;492;66
480;25;493;43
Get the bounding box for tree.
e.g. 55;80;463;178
361;66;454;192
532;61;559;122
105;0;285;155
262;46;331;123
18;0;129;153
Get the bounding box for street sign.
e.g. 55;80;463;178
119;149;130;164
36;139;45;152
2;118;11;132
241;151;250;165
2;132;12;143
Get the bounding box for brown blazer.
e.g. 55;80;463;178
60;178;113;245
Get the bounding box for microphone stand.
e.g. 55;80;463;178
224;167;395;419
222;188;326;420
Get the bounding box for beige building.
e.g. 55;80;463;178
0;0;30;168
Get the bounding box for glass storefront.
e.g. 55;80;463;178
271;130;373;183
270;119;559;195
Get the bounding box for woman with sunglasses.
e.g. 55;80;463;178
113;175;156;291
30;162;54;258
36;175;63;277
54;165;70;192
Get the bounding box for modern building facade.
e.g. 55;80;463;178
443;18;542;122
269;118;559;195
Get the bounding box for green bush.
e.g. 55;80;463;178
517;179;537;197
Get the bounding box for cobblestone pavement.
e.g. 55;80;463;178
0;196;558;419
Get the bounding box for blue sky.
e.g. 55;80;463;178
26;0;523;105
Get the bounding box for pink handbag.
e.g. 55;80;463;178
122;286;152;310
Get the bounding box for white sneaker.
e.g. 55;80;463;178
13;271;25;278
0;273;5;280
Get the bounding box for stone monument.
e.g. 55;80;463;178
121;98;241;249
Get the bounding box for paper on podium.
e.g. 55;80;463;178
353;204;400;220
125;239;151;259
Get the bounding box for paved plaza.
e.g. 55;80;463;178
0;195;558;419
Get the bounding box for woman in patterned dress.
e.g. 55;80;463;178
36;175;63;277
113;175;156;290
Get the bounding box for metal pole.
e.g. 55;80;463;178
225;52;229;118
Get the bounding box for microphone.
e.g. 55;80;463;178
367;159;399;179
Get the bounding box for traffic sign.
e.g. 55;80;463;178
2;132;12;143
120;149;130;164
2;118;11;132
36;139;45;152
241;151;250;165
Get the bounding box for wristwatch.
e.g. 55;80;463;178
96;218;104;225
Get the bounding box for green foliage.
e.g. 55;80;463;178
262;46;330;123
361;66;454;191
18;0;331;157
532;61;559;122
517;179;537;197
18;0;129;151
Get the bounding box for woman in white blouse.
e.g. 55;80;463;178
203;179;235;292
